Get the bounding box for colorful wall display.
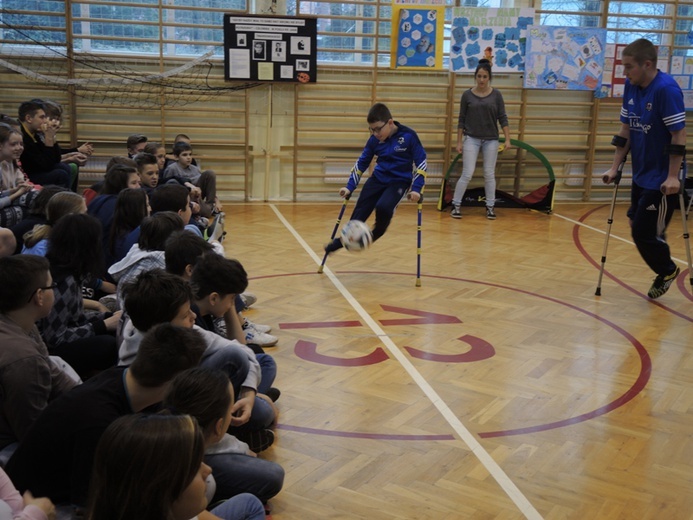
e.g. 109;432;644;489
523;26;607;91
391;5;445;69
449;7;535;73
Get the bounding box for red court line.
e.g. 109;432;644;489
573;205;693;322
276;423;455;441
254;270;656;438
279;320;362;329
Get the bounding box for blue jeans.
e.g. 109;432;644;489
256;353;276;395
452;136;498;208
206;453;285;504
210;492;266;520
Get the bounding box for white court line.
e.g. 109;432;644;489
553;212;688;265
269;204;544;520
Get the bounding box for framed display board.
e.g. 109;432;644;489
449;7;535;73
390;5;445;70
224;14;317;83
523;26;607;91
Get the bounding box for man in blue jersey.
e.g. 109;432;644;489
324;102;427;255
603;38;686;299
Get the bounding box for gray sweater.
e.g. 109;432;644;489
458;88;509;140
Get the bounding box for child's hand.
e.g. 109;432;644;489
187;185;202;200
78;142;94;156
339;187;351;198
407;191;421;203
190;201;200;214
104;311;123;332
23;491;56;520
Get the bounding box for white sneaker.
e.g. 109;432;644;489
240;292;257;308
243;318;272;334
245;328;278;347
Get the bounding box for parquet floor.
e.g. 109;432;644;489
223;201;692;520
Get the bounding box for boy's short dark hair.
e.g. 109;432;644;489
129;323;205;387
105;156;137;173
138;212;184;251
150;184;189;214
190;253;248;299
133;152;158;171
41;99;63;120
18;100;44;122
0;255;50;313
126;134;148;149
367;102;392;125
165;231;214;276
122;269;194;332
622;38;657;66
143;142;163;155
172;141;192;157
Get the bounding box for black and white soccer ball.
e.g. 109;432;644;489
340;220;373;251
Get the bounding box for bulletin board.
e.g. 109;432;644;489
224;15;317;83
391;5;445;69
449;7;535;73
523;26;607;91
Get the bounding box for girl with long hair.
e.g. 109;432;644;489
22;191;86;255
107;187;150;267
40;213;121;379
451;59;512;220
0;122;36;227
86;414;265;520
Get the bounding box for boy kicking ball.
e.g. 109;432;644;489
324;102;427;255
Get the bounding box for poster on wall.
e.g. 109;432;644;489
224;15;317;83
597;44;671;99
449;7;535;73
391;5;445;69
523;26;607;91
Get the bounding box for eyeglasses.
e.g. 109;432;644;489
27;282;58;303
369;121;388;134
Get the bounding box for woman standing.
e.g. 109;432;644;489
451;59;511;220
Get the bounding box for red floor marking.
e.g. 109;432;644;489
405;334;495;363
251;266;673;438
378;305;462;326
676;268;693;302
279;320;362;329
276;423;455;441
294;339;389;366
572;206;693;322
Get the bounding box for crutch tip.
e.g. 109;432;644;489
595;288;602;296
415;279;422;287
317;266;324;274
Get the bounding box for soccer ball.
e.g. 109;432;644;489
340;220;373;251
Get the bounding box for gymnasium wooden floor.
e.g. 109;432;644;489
223;201;692;520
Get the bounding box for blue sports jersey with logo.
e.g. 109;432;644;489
620;71;685;190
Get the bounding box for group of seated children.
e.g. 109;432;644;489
0;98;284;519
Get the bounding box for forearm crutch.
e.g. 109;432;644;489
676;158;693;290
416;194;423;287
317;194;351;274
596;137;628;296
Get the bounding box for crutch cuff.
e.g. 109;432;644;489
664;143;686;156
611;135;628;148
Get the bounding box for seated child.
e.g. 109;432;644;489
162;141;220;217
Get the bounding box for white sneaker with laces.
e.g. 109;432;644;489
242;317;272;334
245;328;278;347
